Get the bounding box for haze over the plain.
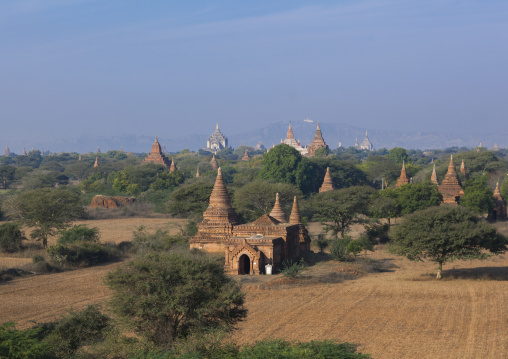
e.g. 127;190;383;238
1;0;507;152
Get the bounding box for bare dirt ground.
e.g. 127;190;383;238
1;219;508;359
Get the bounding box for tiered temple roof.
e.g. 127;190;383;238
307;122;328;156
202;168;237;224
360;130;374;151
289;196;301;224
438;155;464;204
270;193;287;223
242;148;249;161
210;154;218;170
205;123;228;153
283;122;308;155
431;164;439;185
395;161;409;188
141;136;172;169
319;167;335;193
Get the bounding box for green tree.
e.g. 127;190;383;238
105;250;246;346
0;223;26;252
314;147;329;158
460;176;495;214
150;170;185;191
57;225;100;245
167;178;215;219
258;144;302;184
368;195;398;224
2;188;85;248
0;165;16;189
386;147;408;164
389;205;507;279
312;186;375;238
233;180;302;222
394;182;443;215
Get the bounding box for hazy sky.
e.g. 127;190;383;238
1;0;508;150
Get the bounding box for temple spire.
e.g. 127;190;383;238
242;148;249;161
210;154;218;170
438;155;464;204
270;193;286;223
319;167;335;192
431;164;439;185
196;166;200;178
289;196;301;224
287;122;295;140
169;157;176;172
202;167;237;224
94;157;99;168
395;161;409;188
22;147;27;156
4;145;10;157
460;159;467;179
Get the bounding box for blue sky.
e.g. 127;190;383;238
1;0;508;151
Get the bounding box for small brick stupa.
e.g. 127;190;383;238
319;167;335;193
307;122;328;156
242;148;249;161
169;158;176;172
196;167;200;178
210;154;218;170
289;196;311;251
491;182;507;220
4;145;10;157
142;136;172;169
431;164;439;185
395;161;409;188
22;148;27;156
438;155;464;204
269;193;287;223
93;157;99;168
460;159;468;179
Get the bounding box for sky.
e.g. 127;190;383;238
1;0;508;152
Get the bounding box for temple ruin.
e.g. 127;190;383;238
141;136;172;169
438;155;464;204
490;182;507;221
395;161;409;188
307;122;328;156
190;168;310;274
319;167;335;193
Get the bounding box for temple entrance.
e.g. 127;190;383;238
238;254;251;275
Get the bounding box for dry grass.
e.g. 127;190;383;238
1;219;508;359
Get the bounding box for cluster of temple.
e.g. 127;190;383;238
279;122;373;156
394;155;507;219
190;168;311;275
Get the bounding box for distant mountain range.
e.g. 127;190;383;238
3;120;505;154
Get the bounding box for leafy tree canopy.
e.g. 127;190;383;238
105;250;246;346
389;205;507;278
386;147;408;164
258;144;302;184
460;175;495;214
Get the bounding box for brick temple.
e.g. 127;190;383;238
190;168;310;274
142;136;172;169
307;122;328;156
438;155;464;204
319;167;335;193
395;161;409;188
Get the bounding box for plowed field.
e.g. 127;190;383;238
1;218;507;359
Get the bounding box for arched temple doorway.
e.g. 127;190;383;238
238;254;251;275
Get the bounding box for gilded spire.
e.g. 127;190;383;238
287;122;295;140
319;167;335;192
289;196;301;224
396;161;409;188
216;123;219;130
202;168;237;224
269;193;286;223
93;157;99;168
431;164;439;185
169;157;176;172
210;154;218;170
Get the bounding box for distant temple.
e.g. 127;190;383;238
307;123;328;156
210;154;219;170
169;158;176;172
190;168;310;274
319;167;335;193
255;142;265;151
490;182;507;221
22;148;27;156
205;123;228;153
241;148;249;161
395;161;409;188
460;159;468;179
438;156;464;204
141;136;172;169
94;157;99;168
431;164;439;185
359;130;374;151
4;145;10;157
283;122;308;156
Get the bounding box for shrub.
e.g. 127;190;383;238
281;258;307;278
44;305;111;357
57;224;100;245
47;242;118;267
330;237;352;261
364;223;390;244
0;223;26;252
132;226;187;254
346;240;364;257
315;234;329;253
0;322;55;359
32;254;45;263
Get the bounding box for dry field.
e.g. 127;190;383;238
1;219;508;359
